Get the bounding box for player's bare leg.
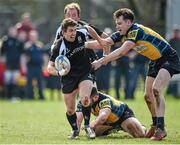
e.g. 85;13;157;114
150;68;171;140
93;125;114;136
144;77;157;138
64;89;79;139
79;80;96;139
76;111;84;130
121;117;145;138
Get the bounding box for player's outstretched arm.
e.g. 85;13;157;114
92;40;135;70
85;37;114;50
85;40;102;49
86;25;102;43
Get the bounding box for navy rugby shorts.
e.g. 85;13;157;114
148;48;180;78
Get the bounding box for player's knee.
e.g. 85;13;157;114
136;132;145;138
126;124;137;137
152;87;160;98
81;96;90;107
136;127;146;138
66;108;75;115
144;93;152;103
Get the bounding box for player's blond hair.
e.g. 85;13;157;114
64;2;81;17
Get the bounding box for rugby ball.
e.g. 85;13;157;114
55;55;71;76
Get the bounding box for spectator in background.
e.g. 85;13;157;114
17;31;28;99
16;12;35;42
169;26;180;56
113;42;131;100
167;26;180;97
96;27;112;94
129;51;148;99
0;56;5;98
0;27;24;100
23;30;45;100
43;39;62;101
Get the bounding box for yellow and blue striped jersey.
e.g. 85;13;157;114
91;93;126;124
111;23;171;60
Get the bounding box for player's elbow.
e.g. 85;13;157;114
99;114;108;124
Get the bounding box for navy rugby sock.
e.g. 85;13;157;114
82;105;91;127
157;117;164;131
66;113;78;131
152;116;157;126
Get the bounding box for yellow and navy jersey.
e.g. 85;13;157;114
76;93;126;124
91;93;126;124
110;23;172;60
76;93;126;123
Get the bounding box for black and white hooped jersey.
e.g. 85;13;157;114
50;28;92;77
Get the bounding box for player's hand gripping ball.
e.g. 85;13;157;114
55;55;71;76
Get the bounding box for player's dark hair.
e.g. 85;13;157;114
61;18;77;32
64;2;81;17
90;87;98;97
113;8;134;22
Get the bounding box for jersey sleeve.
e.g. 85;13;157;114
78;26;89;38
55;26;62;40
51;26;62;50
110;32;123;43
99;98;111;109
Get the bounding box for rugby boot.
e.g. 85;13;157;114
85;126;96;139
68;130;79;139
145;125;156;138
150;128;167;141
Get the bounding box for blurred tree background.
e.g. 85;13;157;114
0;0;166;44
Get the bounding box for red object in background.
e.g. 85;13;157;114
0;62;5;86
42;69;50;77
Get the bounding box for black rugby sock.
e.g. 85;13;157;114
152;116;157;126
66;112;78;131
157;117;164;130
82;105;91;127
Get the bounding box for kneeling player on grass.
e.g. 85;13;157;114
76;87;146;137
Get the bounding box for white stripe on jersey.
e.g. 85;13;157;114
55;26;62;39
77;25;89;40
59;40;67;55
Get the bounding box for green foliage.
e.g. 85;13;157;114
0;92;180;144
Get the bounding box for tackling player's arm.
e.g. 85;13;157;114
90;107;111;129
86;25;108;49
92;40;135;70
85;37;114;49
90;98;112;129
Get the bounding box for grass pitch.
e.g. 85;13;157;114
0;90;180;144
